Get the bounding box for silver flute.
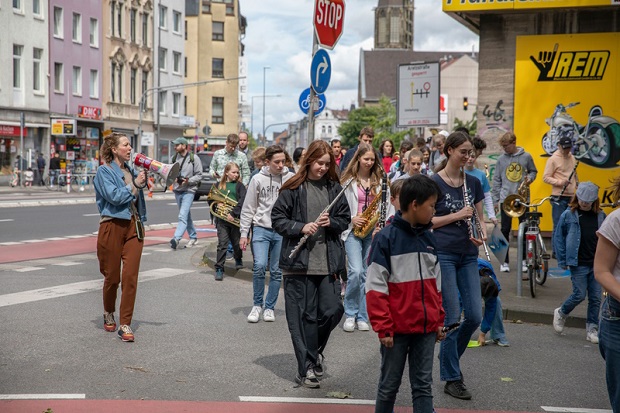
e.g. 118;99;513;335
462;168;492;261
288;177;354;259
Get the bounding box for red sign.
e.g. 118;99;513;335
78;105;102;120
314;0;345;49
0;125;28;137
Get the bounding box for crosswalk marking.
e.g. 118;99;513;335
542;407;613;413
0;242;21;246
0;394;86;400
52;262;83;267
22;239;47;243
44;237;66;241
0;268;194;307
14;267;45;273
239;396;375;405
0;219;14;222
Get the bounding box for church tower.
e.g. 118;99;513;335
374;0;414;50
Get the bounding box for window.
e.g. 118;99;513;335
224;0;234;15
53;7;63;38
159;5;167;29
159;91;166;115
13;0;23;13
110;1;116;36
212;58;223;78
33;0;41;16
72;66;82;96
173;52;181;74
111;62;122;102
72;13;82;43
141;71;148;101
328;125;332;134
184;95;187;116
212;21;224;41
33;48;42;92
184;57;187;77
173;11;181;33
90;69;99;98
141;13;148;46
172;93;180;116
110;1;122;37
202;2;211;14
130;68;137;104
54;62;64;93
390;16;400;44
117;3;122;37
321;125;326;134
13;45;23;89
130;9;137;43
212;97;224;124
159;48;167;71
90;18;99;47
118;64;123;102
184;20;187;40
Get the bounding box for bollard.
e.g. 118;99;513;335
516;221;527;297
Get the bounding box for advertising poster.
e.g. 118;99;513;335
514;33;620;232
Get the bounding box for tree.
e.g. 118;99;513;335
452;113;478;136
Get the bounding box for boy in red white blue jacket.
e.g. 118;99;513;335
366;175;445;413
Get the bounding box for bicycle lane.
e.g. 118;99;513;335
0;227;217;265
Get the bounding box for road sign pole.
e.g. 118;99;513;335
307;33;319;143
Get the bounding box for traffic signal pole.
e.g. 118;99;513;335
307;32;319;142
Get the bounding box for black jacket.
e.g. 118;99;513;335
230;181;247;219
271;179;351;276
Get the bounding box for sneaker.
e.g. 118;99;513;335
357;320;370;331
493;338;510;347
215;268;224;281
587;329;599;344
247;306;262;323
263;308;275;322
522;260;528;272
553;307;566;333
170;238;178;250
187;239;198;248
226;251;234;261
500;263;510;273
235;259;244;269
343;317;356;332
314;354;324;378
117;325;135;342
444;380;472;400
103;312;116;332
295;368;320;389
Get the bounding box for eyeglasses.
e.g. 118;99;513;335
458;149;476;157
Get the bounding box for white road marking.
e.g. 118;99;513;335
22;239;47;243
65;235;91;239
14;267;45;273
52;262;83;267
191;206;209;210
0;219;14;222
153;248;172;252
142;252;151;256
0;268;193;308
82;213;100;217
0;394;86;400
542;407;613;413
238;396;375;405
0;242;22;246
44;237;65;241
166;202;178;206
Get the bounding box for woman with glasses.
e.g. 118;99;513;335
431;132;485;400
340;143;385;333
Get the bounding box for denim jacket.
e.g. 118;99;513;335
94;162;147;222
553;208;605;267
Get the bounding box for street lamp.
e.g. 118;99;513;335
262;66;270;143
251;94;280;138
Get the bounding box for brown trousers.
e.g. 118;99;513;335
97;217;144;325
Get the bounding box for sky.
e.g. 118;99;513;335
241;0;479;138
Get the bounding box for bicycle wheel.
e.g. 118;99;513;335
536;234;549;285
529;241;537;298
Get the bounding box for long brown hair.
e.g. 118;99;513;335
341;143;383;191
569;195;601;213
100;132;126;164
281;140;338;190
218;162;239;189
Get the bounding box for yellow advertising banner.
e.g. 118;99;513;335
443;0;618;12
514;33;620;232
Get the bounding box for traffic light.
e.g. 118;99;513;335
203;142;209;151
463;97;468;111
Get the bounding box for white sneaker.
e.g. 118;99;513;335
263;308;275;322
500;263;510;273
553;307;566;333
357;320;370;331
247;306;262;323
343;317;355;332
587;329;599;344
187;239;198;247
522;260;528;272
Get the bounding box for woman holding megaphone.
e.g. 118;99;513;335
93;132;147;343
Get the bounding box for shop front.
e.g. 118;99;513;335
0;108;50;178
50;115;103;175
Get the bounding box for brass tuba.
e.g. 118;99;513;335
353;185;383;239
207;185;240;227
502;177;530;218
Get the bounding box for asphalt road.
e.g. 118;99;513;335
0;241;612;412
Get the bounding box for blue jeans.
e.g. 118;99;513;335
375;333;436;413
344;232;372;323
489;296;507;341
599;295;620;413
551;196;570;250
560;265;602;326
173;191;197;241
251;226;283;310
438;252;482;382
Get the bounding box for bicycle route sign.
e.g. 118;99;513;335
299;87;326;116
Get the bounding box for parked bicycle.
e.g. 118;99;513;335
503;195;551;298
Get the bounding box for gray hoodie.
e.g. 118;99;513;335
240;165;294;238
491;147;537;204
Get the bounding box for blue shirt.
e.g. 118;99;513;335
465;168;490;193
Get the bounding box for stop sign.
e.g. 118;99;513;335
314;0;345;50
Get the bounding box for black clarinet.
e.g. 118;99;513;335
378;173;388;229
552;160;579;204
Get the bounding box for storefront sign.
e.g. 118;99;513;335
0;125;28;137
78;105;102;120
51;119;76;136
443;0;617;12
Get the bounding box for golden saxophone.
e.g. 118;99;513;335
462;168;491;261
207;185;240;227
353;178;386;239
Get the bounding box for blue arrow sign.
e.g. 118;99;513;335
310;49;331;95
299;87;326;116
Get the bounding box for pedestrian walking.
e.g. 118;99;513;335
339;126;381;172
49;152;61;186
36;153;45;186
553;182;605;343
93;132;147;342
169;137;203;250
210;133;251;186
271;140;350;389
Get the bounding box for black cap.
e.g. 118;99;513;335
558;136;572;149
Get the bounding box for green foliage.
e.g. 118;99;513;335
453;113;478;136
337;96;413;152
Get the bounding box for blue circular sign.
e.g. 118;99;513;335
299;87;326;116
310;49;331;95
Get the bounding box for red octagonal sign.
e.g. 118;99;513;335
314;0;346;50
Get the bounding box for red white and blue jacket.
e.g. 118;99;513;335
366;212;444;338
